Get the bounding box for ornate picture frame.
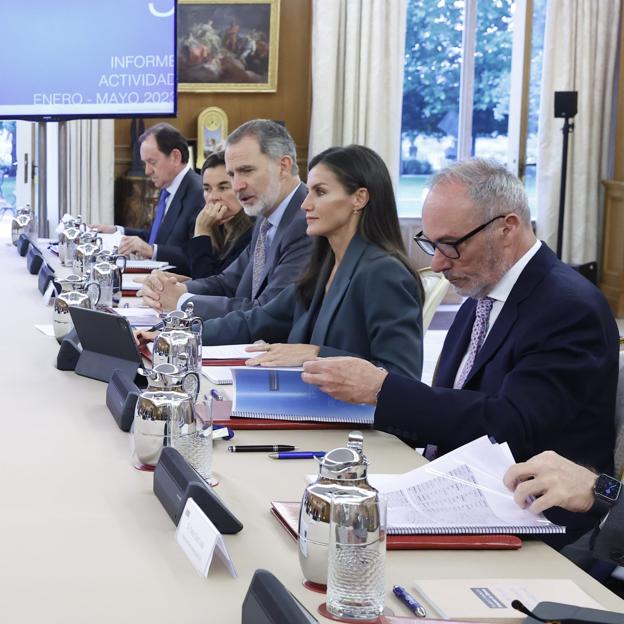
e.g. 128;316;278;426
196;106;229;169
178;0;280;93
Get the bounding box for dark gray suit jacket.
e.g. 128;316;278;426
593;497;624;563
201;234;423;379
564;495;624;568
125;168;203;275
185;183;311;320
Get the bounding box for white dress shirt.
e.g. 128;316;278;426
453;239;542;387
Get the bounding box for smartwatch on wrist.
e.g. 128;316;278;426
593;473;621;507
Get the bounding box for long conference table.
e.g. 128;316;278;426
1;236;623;623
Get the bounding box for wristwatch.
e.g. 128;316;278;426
593;473;622;507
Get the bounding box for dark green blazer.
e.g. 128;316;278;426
201;234;423;379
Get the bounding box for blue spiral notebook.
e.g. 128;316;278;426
231;367;375;424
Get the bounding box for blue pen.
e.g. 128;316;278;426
213;425;234;440
210;388;224;401
268;451;326;460
393;585;427;618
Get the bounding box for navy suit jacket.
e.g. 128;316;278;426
375;243;619;546
185;183;311;320
125;168;203;275
201;234;423;379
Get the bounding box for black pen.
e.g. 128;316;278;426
228;445;296;453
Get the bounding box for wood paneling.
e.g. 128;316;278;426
114;0;312;178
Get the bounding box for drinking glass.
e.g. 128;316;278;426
172;398;216;486
326;494;387;620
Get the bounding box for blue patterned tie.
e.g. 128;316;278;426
454;296;495;389
251;218;272;299
148;189;170;245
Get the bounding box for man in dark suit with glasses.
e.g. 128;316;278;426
302;158;619;549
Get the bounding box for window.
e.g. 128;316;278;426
399;0;546;218
0;121;16;208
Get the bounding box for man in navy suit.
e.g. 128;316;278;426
137;119;311;320
302;158;619;546
94;123;203;275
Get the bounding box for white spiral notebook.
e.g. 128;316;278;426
383;436;565;535
230;366;375;424
201;366;233;385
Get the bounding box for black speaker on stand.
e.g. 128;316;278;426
554;91;597;284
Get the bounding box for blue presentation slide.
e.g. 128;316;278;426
2;1;176;118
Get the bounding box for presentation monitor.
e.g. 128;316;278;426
1;1;177;121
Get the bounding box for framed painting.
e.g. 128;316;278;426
177;0;280;92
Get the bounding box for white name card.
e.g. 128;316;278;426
175;497;237;578
43;282;56;306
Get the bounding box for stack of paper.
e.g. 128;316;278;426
202;344;265;360
114;307;161;328
383;436;564;535
125;259;174;272
201;366;234;385
122;274;144;292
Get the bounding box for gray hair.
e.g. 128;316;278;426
429;158;531;226
226;119;299;176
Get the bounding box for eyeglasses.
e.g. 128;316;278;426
413;214;507;259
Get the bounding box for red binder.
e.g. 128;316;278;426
214;414;369;430
270;501;522;551
202;358;247;366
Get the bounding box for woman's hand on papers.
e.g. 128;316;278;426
244;343;320;367
301;356;388;404
137;270;187;312
503;451;597;514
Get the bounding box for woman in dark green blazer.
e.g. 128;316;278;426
201;144;424;380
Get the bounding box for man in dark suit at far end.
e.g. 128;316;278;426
93;123;203;275
137;119;312;320
301;158;619;549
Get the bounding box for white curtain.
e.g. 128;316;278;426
308;0;407;183
66;119;115;224
536;0;621;264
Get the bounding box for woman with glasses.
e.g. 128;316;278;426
199;144;424;378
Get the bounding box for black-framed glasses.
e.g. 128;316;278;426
413;214;507;259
